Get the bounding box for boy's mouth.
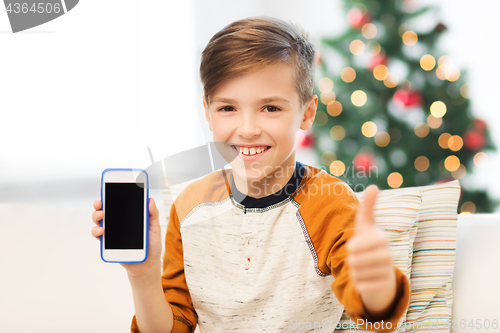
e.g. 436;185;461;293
230;145;271;156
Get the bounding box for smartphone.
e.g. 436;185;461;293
100;168;149;263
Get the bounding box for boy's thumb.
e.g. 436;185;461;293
355;185;379;233
149;198;160;226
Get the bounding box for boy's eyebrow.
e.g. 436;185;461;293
211;96;292;105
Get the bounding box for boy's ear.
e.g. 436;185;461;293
203;95;212;132
299;94;318;131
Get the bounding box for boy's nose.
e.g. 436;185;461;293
236;116;262;138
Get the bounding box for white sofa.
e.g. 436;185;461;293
0;200;497;332
451;213;500;333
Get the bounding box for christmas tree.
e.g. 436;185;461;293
306;0;498;213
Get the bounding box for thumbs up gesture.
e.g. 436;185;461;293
346;185;397;320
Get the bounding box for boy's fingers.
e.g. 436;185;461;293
92;210;103;225
355;185;379;233
149;198;160;227
91;226;104;238
93;200;101;210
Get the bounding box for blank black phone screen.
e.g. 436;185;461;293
104;182;145;249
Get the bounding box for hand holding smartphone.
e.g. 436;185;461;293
91;168;163;277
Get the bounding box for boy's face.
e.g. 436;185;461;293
203;62;317;191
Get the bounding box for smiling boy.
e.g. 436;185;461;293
90;15;410;333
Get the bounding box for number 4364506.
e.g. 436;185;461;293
6;3;62;14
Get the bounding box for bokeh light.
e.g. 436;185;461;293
420;54;436;71
341;67;356;83
448;135;463;151
314;110;328;126
373;65;389;80
350;40;365;55
320;91;336;105
439;133;451;149
330;125;346;141
402;31;418;46
362;121;377;137
414;156;430;171
362;23;377;39
451;164;466;179
321;151;336;166
430;101;447;118
374;131;391;147
460;83;470;98
327;101;343;117
474;152;488;167
387;172;403;188
367;41;381;56
318;77;334;92
427;114;442;129
330;160;346;176
383;73;399;88
414;122;429;137
444;155;460;172
461;201;476;214
351;90;367;106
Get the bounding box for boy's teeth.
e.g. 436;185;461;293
237;146;268;155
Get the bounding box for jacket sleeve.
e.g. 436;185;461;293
131;201;198;333
327;186;411;333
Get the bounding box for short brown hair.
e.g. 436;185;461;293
200;16;316;110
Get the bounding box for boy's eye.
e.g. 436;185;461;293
263;105;281;112
218;106;235;112
217;105;281;112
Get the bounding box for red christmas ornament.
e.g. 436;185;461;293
473;118;487;132
368;54;388;72
297;132;315;148
353;152;375;172
463;130;486;151
348;8;371;30
392;89;423;108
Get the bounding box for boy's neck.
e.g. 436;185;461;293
231;157;297;199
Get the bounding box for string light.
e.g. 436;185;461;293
351;90;367;106
427;114;442;129
448;135;463;151
362;23;377;39
414;122;429;137
350;40;365;55
387;172;403;188
314;110;328;126
444;155;460;172
330;125;346;141
439;133;451;149
373;65;389;80
341;67;356;83
330;160;345;176
362;121;377;137
327;101;343;117
374;131;391;147
414;156;430;172
402;31;418;46
430;101;447;118
318;78;334;92
420;54;436;71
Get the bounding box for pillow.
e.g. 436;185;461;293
335;189;422;332
377;180;461;332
